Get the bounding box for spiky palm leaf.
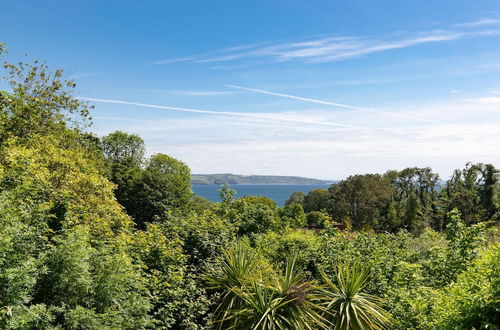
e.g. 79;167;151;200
230;281;296;330
274;255;331;329
206;241;260;329
320;264;391;330
220;255;330;330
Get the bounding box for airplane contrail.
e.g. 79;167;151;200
224;84;440;124
78;97;369;129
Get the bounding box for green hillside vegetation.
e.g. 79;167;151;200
0;56;499;329
191;173;329;185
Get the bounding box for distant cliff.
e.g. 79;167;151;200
191;173;330;185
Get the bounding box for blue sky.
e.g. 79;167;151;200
1;0;500;179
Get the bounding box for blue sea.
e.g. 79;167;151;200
192;184;331;206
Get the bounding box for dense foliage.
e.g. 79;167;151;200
0;58;498;329
295;166;498;234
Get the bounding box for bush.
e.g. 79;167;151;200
428;243;500;329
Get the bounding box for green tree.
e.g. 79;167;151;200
162;210;237;270
285;191;306;206
254;229;321;274
442;209;485;282
190;195;213;213
386;167;440;232
303;188;331;213
279;203;307;228
130;223;211;328
229;196;279;236
218;183;236;205
307;211;330;229
479;164;498;220
132;153;192;227
0;60;152;328
386;200;400;230
0;60;92;143
444;162;498;224
101;131;145;219
403;192;420;233
102;130;145;166
30;226;152;328
329;174;393;230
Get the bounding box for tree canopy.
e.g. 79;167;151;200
0;57;498;329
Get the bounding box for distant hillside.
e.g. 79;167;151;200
191;173;330;185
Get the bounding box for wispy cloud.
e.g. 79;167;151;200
140;120;499;179
89;97;499;178
67;72;99;79
309;33;463;63
152;19;500;65
152;55;200;65
489;87;500;95
225;85;440;124
461;96;500;104
151;41;268;65
170;90;237;96
78;97;368;129
454;18;500;27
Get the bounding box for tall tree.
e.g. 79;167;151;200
285;191;306;206
329;174;393;230
229;196;279;236
132;153;192;227
0;60;92;143
479;164;498;220
386;167;440;232
279;203;307;228
101;131;145;218
303;188;331;213
445;163;498;224
101;130;145;166
0;60;152;328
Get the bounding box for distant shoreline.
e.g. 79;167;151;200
191;173;335;185
192;183;333;205
192;183;335;186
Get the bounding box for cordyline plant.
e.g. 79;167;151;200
206;242;261;329
226;255;329;329
208;242;391;329
320;264;392;330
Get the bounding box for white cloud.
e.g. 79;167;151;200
225;84;440;123
79;97;368;129
152;19;500;65
461;96;500;104
89;95;500;179
170;90;237;96
139;120;499;179
488;87;500;95
67;72;99;79
310;32;464;63
454;18;500;27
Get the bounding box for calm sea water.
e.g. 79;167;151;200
192;184;331;206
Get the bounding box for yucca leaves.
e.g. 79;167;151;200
320;264;392;330
206;241;260;329
209;244;391;330
227;264;328;329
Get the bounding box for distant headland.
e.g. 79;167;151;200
191;173;334;185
